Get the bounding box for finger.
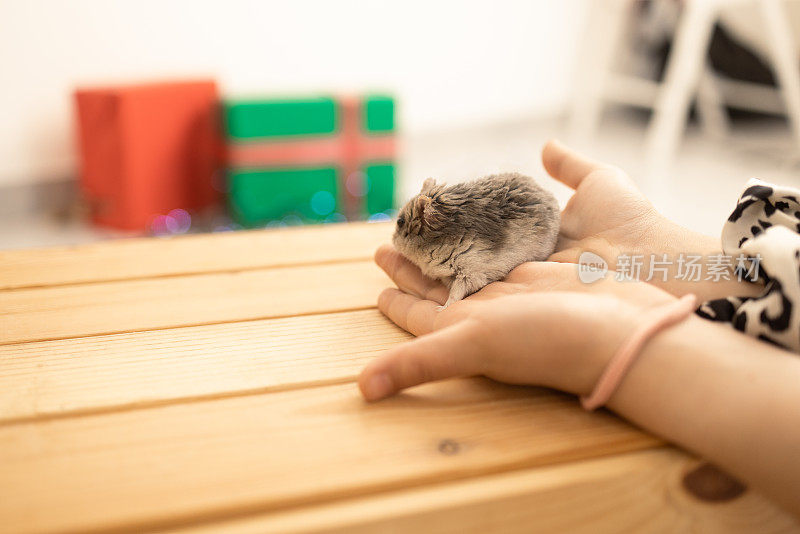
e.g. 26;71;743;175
547;248;581;264
358;320;486;401
377;288;440;336
375;244;448;305
551;234;580;257
541;139;618;189
547;231;583;264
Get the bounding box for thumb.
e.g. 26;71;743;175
358;320;486;401
541;139;621;190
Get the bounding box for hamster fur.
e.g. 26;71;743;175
392;172;559;308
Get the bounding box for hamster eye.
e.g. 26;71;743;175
396;215;406;228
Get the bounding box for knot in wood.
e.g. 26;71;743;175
682;462;747;502
438;439;460;456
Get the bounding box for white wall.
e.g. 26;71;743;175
0;0;587;186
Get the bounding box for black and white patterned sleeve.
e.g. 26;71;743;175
696;178;800;351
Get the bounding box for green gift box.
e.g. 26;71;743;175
224;95;396;226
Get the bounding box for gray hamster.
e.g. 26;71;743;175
392;172;560;309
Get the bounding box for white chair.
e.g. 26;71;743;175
570;0;800;173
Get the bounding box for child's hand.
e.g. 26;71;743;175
362;188;800;514
360;142;759;399
359;245;673;401
542;140;760;302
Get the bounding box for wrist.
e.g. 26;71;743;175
638;218;762;302
663;224;762;301
604;313;722;417
548;297;646;397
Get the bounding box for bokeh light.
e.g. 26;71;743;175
150;209;191;236
167;209;191;233
310;190;336;216
367;212;391;223
324;212;347;224
282;214;303;226
345;172;367;197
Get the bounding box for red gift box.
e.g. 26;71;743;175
74;80;221;231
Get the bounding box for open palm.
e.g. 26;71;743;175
541;140;756;302
543;140;672;269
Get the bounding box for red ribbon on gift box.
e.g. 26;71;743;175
226;96;396;220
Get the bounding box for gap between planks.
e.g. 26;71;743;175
0;378;662;534
0;221;393;290
0;259;392;345
0;308;412;425
0;256;378;293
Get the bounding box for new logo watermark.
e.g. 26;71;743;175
576;251;762;284
577;251;608;284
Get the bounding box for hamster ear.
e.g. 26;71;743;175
414;195;439;227
420;178;437;194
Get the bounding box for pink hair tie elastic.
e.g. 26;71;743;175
581;293;697;411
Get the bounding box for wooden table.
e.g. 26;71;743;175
1;222;797;533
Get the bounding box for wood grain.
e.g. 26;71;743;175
0;260;390;344
6;223;791;533
0;222;392;290
167;447;800;534
0;378;659;534
0;309;411;423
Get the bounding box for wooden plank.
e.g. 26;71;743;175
167;447;800;534
0;260;390;344
0;309;411;423
0;378;659;534
0;221;392;290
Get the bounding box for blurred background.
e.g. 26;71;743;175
1;0;799;250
